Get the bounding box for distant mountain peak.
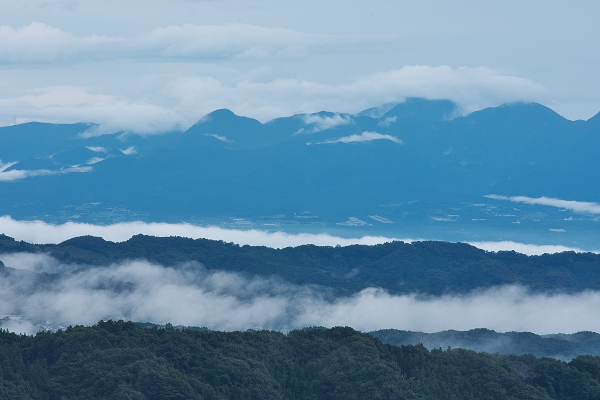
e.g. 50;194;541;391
186;108;263;137
196;108;260;124
380;98;460;122
464;101;569;127
356;103;398;119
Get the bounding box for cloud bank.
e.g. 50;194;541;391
487;195;600;215
0;216;404;248
1;253;600;335
0;64;549;134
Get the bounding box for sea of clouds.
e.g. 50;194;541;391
2;252;600;336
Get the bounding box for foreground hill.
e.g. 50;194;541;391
0;321;599;399
1;234;599;296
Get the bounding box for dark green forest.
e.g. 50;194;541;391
1;233;599;295
1;321;600;399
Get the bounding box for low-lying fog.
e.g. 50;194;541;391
2;252;600;336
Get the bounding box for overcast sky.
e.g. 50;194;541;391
1;0;599;133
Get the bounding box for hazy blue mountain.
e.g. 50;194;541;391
1;98;598;247
0;122;96;160
182;108;267;148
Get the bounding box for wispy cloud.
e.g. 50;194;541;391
86;157;105;165
0;165;92;182
487;195;600;214
0;22;339;65
298;114;353;133
378;116;397;127
205;133;233;143
0;22;123;64
86;146;107;153
317;131;402;145
0;161;18;172
120;146;137;155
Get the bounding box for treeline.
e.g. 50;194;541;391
1;321;600;399
371;329;600;361
1;234;600;295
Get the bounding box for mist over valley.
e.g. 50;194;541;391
2;234;600;344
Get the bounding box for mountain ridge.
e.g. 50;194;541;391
1;98;599;249
2;233;599;296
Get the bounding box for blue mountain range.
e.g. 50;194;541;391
1;98;598;248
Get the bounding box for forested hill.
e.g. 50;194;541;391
1;234;600;295
1;321;600;399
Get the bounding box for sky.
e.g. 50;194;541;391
1;0;599;134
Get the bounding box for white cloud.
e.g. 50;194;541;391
298;285;600;334
346;66;548;115
0;252;79;274
0;86;185;135
0;65;551;134
378;116;397;127
120;146;137;155
487;195;600;215
161;66;548;124
0;160;18;172
317;131;402;145
205;133;233;143
138;23;337;60
86;157;105;165
299;113;353;133
86;146;107;153
0;165;92;182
